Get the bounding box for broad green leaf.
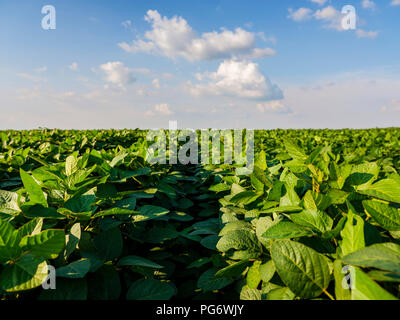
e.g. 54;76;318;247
19;229;65;259
0;190;21;215
93;208;137;218
39;278;87;300
118;255;164;269
0;254;48;292
259;260;276;283
247;261;262;289
263;221;314;239
340;211;365;256
333;260;351;300
0;219;21;262
350;268;397;300
133;205;169;222
358;178;400;203
342;243;400;274
65;155;78;176
56;259;91;278
271;240;331;299
265;287;296;300
363;200;400;231
198;268;234;292
215;260;249;278
20;169;47;207
93;228;123;260
127;279;176;300
284;140;307;161
64;223;81;259
240;285;261;300
216;229;261;260
290;210;333;233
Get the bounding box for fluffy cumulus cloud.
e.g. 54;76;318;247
99;62;136;87
287;8;313;22
145;103;173;116
391;0;400;6
188;59;283;101
314;6;344;31
118;10;275;61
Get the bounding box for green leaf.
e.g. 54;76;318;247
198;268;234;292
93;228;123;260
362;200;400;231
240;285;261;300
340;211;365;256
20;169;47;207
56;259;91;278
215;260;249;278
39;279;87;300
284;140;307;161
216;229;261;260
133;205;170;222
0;254;48;292
64;223;81;259
247;261;262;289
342;243;400;274
19;229;65;259
290;210;333;233
0;219;21;262
350;268;397;300
65;155;78;176
93;208;137;218
22;204;65;219
333;260;351;300
271;240;331;299
259;260;276;283
127;279;176;300
118;255;164;269
263;221;314;239
265;287;296;300
0;190;21;215
358;178;400;203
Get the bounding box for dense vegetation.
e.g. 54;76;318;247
0;128;400;300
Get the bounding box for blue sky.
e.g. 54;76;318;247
1;0;400;129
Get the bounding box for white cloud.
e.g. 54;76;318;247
391;0;400;6
146;103;173;116
381;99;400;112
314;6;344;31
362;0;375;9
152;78;160;89
287;8;313;22
99;62;136;87
309;0;327;5
257;100;292;114
16;73;47;83
356;29;379;39
118;10;275;61
121;20;132;29
188;59;283;101
69;62;79;71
